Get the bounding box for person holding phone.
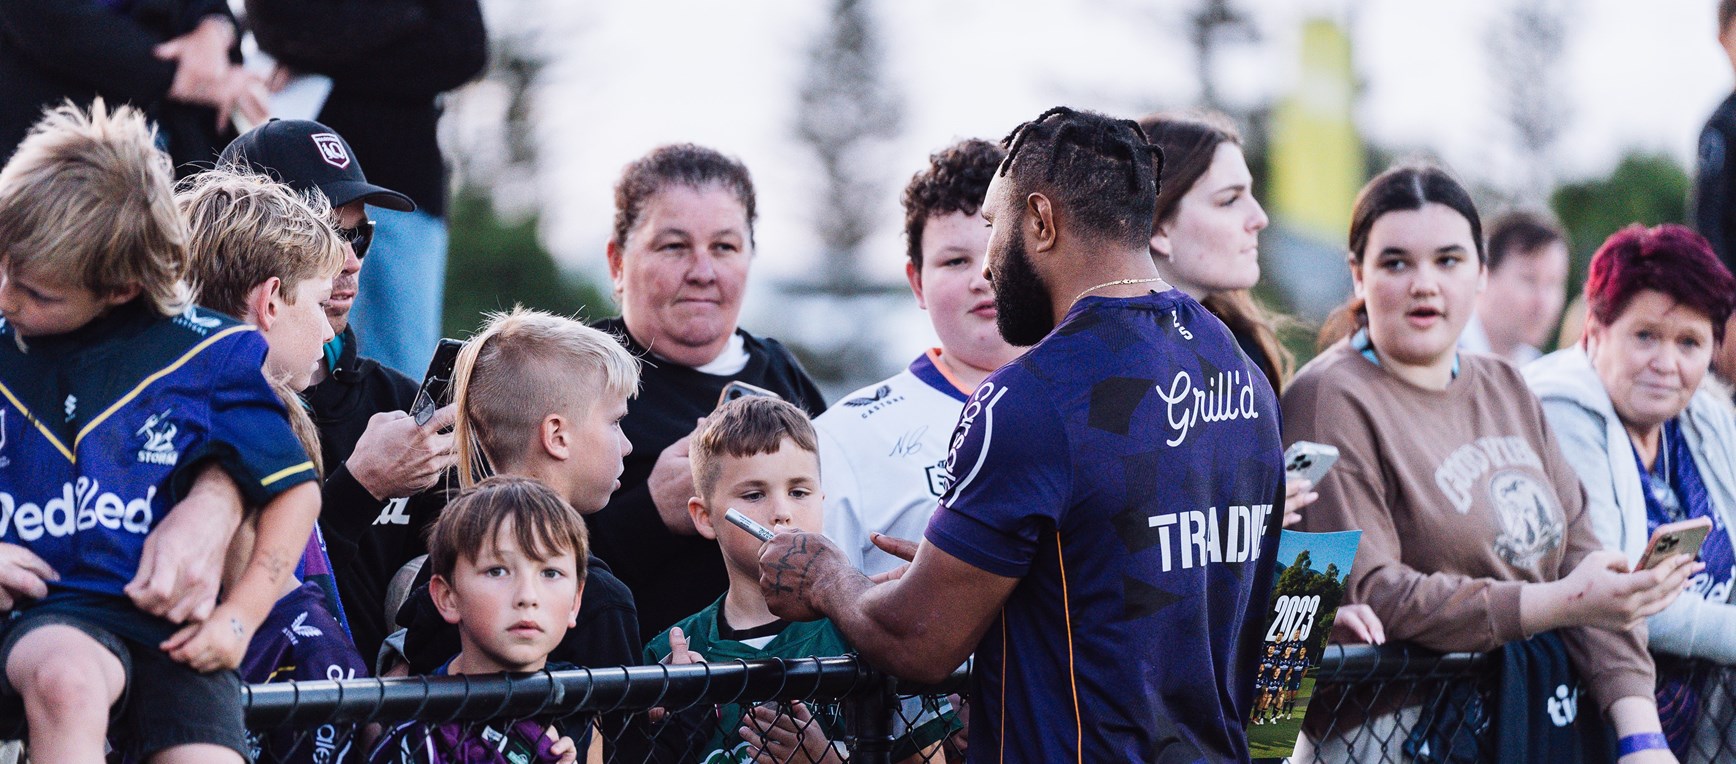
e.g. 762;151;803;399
1525;224;1736;758
1287;164;1697;763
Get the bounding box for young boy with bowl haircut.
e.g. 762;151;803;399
645;396;957;763
368;476;586;764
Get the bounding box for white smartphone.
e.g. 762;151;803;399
724;508;776;542
1283;441;1341;485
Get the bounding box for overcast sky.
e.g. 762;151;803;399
445;0;1732;360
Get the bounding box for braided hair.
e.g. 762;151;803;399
996;107;1165;248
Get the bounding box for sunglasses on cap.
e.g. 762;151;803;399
337;219;375;259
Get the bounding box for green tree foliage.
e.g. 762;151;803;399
442;188;612;338
1550;153;1690;298
1270;550;1349;645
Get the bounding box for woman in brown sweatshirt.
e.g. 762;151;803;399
1283;163;1699;763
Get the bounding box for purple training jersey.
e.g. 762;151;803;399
925;290;1284;763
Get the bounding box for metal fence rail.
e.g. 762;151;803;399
246;657;968;763
0;644;1725;762
1286;644;1736;764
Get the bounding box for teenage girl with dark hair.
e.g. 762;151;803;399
1284;163;1696;763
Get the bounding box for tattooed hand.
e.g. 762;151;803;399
757;531;851;622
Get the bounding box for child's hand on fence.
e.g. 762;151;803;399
741;701;841;763
161;602;254;671
648;627;706;724
544;725;578;764
665;626;705;665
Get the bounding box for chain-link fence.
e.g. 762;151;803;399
0;645;1726;761
1282;644;1736;764
244;656;966;763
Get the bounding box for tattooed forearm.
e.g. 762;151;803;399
251;546;293;586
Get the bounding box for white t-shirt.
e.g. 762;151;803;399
815;350;973;576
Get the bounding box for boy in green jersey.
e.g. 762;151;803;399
645;396;956;763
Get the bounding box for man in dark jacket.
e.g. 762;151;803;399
0;0;262;174
222;119;457;662
1696;0;1736;273
244;0;487;377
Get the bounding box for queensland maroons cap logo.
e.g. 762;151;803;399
310;133;351;169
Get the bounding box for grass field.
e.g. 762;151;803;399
1246;675;1315;759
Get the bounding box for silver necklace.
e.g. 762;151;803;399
1073;277;1165;304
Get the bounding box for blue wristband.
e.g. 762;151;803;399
1618;732;1668;756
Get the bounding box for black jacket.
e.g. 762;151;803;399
244;0;486;217
306;326;434;661
0;0;237;175
398;555;640;675
586;318;828;639
1695;92;1736;274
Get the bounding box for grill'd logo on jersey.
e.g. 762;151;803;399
136;409;180;466
1154;369;1261;447
0;479;155;539
311;133;351;169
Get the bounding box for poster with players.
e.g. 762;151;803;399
1246;528;1361;759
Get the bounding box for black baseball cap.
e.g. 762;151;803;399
219;119;415;212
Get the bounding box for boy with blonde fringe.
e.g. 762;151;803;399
179;167;371;763
0;102;320;762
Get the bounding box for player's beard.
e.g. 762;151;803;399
989;231;1055;347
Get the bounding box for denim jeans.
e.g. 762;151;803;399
350;207;448;376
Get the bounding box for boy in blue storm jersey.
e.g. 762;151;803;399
0;101;321;762
179;167;371;763
756;107;1286;762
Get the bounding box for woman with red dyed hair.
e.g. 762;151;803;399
1526;224;1736;760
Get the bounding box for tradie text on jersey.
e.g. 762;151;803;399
1147;503;1272;572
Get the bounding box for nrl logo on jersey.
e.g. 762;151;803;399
136;409;180;466
0;410;8;468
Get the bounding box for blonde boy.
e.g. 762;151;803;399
395;308;644;676
645;397;957;764
179;169;378;761
181;168;344;394
0;101;320;762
